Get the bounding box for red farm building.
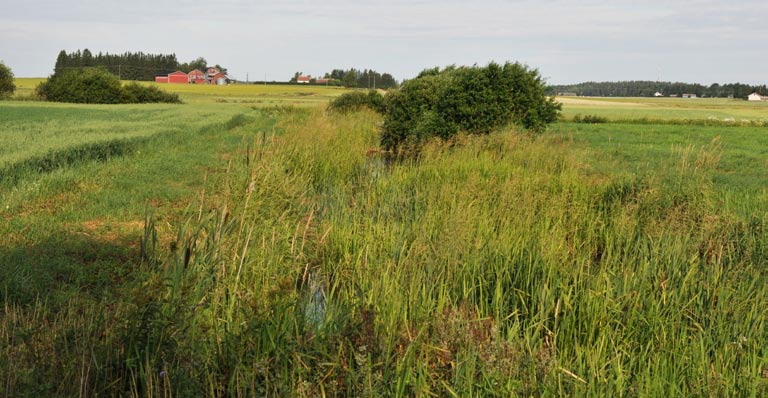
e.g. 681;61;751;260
155;75;169;83
167;71;188;84
188;69;206;84
297;75;311;84
211;72;227;85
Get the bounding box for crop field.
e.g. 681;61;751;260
1;80;766;397
12;77;353;106
558;96;768;122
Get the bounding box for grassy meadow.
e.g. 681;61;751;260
1;81;766;396
11;77;353;106
558;96;768;122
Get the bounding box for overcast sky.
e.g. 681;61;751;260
1;0;766;84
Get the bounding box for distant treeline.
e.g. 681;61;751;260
291;69;399;89
327;69;398;89
54;50;226;81
548;81;768;99
55;49;179;81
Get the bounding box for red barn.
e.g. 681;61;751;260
211;72;227;85
168;71;189;84
155;76;169;83
188;69;206;84
297;75;311;84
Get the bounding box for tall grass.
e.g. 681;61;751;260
2;107;766;396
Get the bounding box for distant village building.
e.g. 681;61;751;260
747;93;767;101
315;78;330;84
654;92;663;97
188;69;206;84
155;71;186;84
212;72;227;85
167;71;188;84
297;75;311;84
154;66;227;85
682;93;697;99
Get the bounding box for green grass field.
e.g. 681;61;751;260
557;96;768;122
1;80;766;397
11;77;353;105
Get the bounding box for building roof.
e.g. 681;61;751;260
297;75;311;82
168;71;188;76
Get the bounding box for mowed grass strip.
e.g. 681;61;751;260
0;102;210;167
0;102;279;305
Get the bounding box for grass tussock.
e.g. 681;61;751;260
1;107;766;396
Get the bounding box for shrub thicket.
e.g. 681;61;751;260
572;114;609;124
36;67;180;104
380;62;561;152
327;90;385;114
0;61;16;99
120;82;181;104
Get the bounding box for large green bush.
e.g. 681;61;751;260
36;67;180;104
327;90;385;114
381;62;561;152
37;67;123;104
0;61;16;99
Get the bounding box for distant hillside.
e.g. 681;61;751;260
548;80;768;99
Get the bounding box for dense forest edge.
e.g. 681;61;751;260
548;80;768;99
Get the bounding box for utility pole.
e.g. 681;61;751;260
246;72;249;83
373;74;376;90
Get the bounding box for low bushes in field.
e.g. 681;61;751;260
120;82;182;104
327;90;385;114
572;114;608;123
380;62;561;153
36;67;181;104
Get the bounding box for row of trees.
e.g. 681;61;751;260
548;81;768;99
290;69;399;89
178;57;228;75
54;50;226;81
325;68;398;89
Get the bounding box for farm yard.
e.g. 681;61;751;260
1;80;767;397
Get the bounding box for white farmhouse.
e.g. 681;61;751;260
747;93;767;101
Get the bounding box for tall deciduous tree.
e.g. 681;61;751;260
0;61;15;99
